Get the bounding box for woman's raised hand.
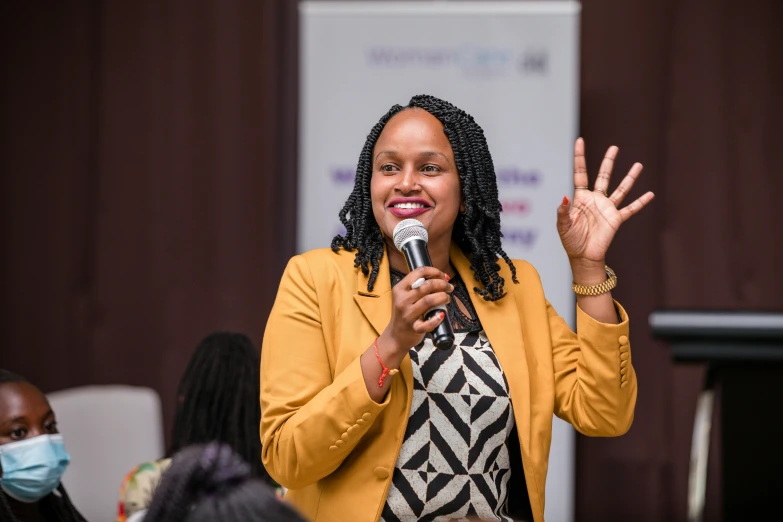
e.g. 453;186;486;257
556;138;655;264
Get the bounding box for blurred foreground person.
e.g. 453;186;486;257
117;332;272;521
0;370;86;522
142;443;305;522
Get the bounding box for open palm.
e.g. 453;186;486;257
557;138;655;263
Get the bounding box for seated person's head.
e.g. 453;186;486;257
144;442;305;522
0;369;84;522
169;331;267;479
119;332;272;521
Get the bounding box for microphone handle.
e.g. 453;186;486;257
400;239;455;350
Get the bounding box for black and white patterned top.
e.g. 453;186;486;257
381;270;515;522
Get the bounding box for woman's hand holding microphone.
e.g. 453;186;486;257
361;267;453;402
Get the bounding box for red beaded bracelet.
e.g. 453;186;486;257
374;338;399;387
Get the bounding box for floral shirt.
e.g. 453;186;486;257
117;458;172;522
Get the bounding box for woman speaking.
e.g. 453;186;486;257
260;95;653;522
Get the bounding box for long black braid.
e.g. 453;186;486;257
0;370;86;522
144;443;306;522
168;332;270;483
331;94;517;301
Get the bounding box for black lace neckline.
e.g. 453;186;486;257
390;267;482;333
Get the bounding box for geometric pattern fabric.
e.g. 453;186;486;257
381;330;515;522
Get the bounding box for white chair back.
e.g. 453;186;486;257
48;385;165;522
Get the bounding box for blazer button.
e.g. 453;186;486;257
335;440;344;447
329;445;338;451
362;413;372;421
341;432;349;439
618;335;629;345
374;467;390;479
356;419;366;425
347;425;359;434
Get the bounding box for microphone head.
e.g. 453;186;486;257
392;219;428;250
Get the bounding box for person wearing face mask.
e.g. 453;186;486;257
0;369;86;522
261;95;654;522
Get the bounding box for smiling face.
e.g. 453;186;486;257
370;108;464;254
0;381;58;447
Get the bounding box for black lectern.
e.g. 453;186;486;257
650;311;783;522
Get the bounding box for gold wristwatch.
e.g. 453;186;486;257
572;265;617;296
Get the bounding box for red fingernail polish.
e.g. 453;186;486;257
562;196;569;206
445;274;450;281
440;311;446;319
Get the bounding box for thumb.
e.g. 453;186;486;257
556;196;572;234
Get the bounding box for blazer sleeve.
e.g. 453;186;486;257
260;255;392;489
549;300;637;436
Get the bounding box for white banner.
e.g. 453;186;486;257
299;3;580;521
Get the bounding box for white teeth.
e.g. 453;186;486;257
392;202;426;209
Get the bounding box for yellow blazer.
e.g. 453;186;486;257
261;244;636;522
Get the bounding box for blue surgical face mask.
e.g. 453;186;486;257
0;434;71;503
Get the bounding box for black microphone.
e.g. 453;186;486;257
392;219;455;350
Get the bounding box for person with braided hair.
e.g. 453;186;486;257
117;332;276;522
139;442;305;522
0;370;86;522
261;94;654;522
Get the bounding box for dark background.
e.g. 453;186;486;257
2;1;781;520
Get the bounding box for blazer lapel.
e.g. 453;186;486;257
450;245;532;453
353;246;392;336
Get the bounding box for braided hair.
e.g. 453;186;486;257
0;370;86;522
144;443;306;522
331;94;517;301
168;332;270;482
